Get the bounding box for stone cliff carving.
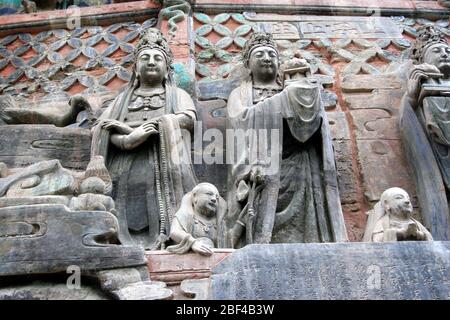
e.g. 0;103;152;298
399;25;450;240
160;0;191;38
0;155;114;211
363;187;433;242
0;94;93;128
167;183;245;255
226;32;347;247
0;151;175;299
91;28;197;250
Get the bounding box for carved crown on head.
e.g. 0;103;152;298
410;25;448;63
134;28;174;68
241;32;278;66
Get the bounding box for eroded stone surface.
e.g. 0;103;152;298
112;280;173;300
351;109;399;140
333;139;359;206
0;282;108;300
357;139;416;202
180;278;211;300
342;74;402;93
211;242;450;300
0;125;91;170
0;204;146;276
146;249;233;285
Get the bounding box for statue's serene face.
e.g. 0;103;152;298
423;43;450;76
384;188;413;218
248;46;279;82
136;48;168;86
193;184;219;218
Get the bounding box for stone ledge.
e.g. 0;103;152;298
211;242;450;300
0;1;160;34
194;0;450;18
146;249;234;285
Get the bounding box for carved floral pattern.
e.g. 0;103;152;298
0;18;156;99
194;13;257;81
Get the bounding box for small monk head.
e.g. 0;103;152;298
381;187;413;218
192;183;219;218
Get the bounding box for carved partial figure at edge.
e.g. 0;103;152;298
399;25;450;240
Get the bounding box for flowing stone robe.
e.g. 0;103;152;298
91;83;197;249
226;79;347;246
400;83;450;240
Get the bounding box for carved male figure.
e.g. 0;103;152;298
226;32;347;247
91;28;197;250
363;187;433;242
167;183;246;256
400;25;450;239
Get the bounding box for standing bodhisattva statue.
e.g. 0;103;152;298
225;32;347;247
91;28;197;250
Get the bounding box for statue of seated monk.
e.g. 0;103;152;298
363;187;433;242
167;183;246;256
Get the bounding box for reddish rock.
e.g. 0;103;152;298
350;109;400;140
356;139;417;202
0;1;160;34
344;90;404;114
146;249;233;285
342;74;402;93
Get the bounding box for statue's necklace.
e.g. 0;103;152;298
129;88;166;111
194;216;216;233
252;85;282;103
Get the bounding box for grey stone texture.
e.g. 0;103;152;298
0;204;146;276
211;242;450;300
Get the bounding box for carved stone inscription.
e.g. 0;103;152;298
246;14;403;39
211;243;450;299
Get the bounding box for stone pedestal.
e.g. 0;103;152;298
146;249;233;299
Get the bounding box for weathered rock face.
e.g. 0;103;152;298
0;125;91;170
0;4;448;242
0;0;449;300
211;242;450;300
0;204;145;275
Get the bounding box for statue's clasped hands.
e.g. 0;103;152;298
393;222;426;241
102;119;159;138
132;120;159;138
